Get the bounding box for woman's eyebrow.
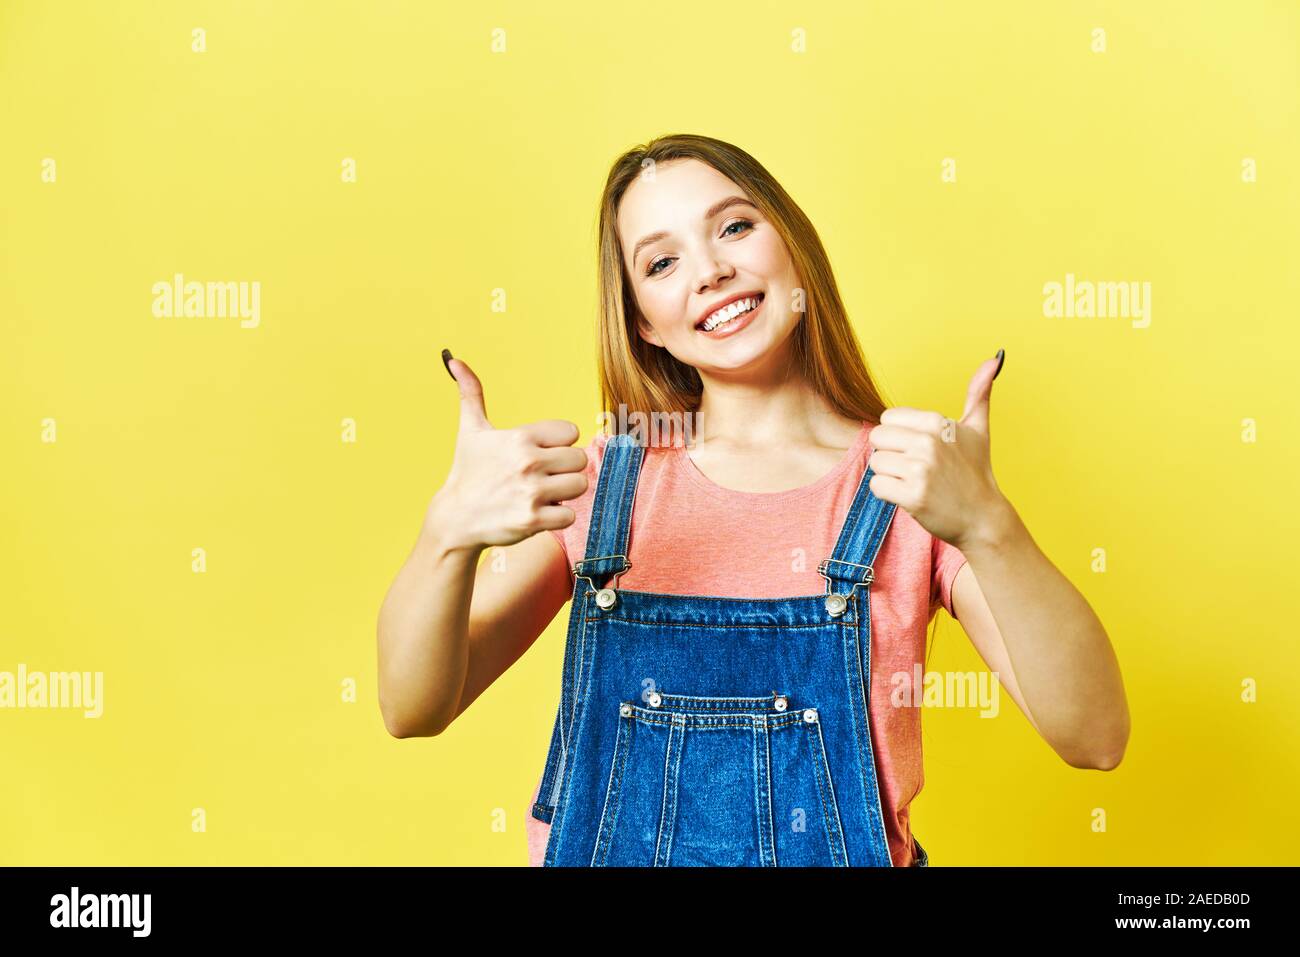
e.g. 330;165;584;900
630;195;757;265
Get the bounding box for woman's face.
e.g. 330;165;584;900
618;158;803;377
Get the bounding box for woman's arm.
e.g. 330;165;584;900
376;352;588;738
376;504;572;738
868;350;1129;770
950;502;1129;770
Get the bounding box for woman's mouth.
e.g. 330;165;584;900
695;293;764;339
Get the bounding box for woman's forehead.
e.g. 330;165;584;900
619;160;748;250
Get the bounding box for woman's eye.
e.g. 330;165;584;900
644;221;754;277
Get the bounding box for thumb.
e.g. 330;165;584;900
959;348;1004;436
442;348;492;433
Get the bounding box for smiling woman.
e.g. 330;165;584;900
378;133;1127;870
597;144;882;427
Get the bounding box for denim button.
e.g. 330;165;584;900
825;593;847;616
648;692;662;707
595;588;617;610
619;702;632;717
803;708;818;723
773;695;788;712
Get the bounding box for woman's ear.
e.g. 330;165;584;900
634;313;663;347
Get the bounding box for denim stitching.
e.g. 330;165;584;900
654;717;681;866
592;711;631;866
858;585;895;867
657;692;785;711
761;719;777;866
624;707;808;730
812;716;849;865
586;617;843;630
749;718;761;866
842;594;873;866
546;586;597;864
803;715;840;865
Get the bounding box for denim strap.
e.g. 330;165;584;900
822;462;898;591
572;432;645;587
529;431;646;825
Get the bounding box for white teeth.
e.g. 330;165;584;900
701;296;760;332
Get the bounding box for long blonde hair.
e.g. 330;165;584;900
594;133;892;446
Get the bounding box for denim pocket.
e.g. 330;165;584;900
592;691;848;866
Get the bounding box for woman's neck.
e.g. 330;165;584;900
692;378;859;453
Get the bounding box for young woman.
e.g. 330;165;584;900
377;134;1129;867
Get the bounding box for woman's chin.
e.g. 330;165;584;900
686;341;781;374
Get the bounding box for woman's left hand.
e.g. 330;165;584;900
866;349;1011;553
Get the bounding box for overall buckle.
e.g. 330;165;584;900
574;554;632;610
817;558;875;617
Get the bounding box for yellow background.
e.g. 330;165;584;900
2;0;1296;865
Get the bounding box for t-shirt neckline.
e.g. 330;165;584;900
670;420;873;503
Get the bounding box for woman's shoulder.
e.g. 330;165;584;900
568;429;684;513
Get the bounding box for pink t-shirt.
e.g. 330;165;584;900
526;419;968;867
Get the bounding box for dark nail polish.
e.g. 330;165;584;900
993;348;1005;380
441;348;455;380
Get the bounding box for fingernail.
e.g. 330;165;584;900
993;348;1005;380
441;348;455;381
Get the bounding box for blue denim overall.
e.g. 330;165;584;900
531;432;929;867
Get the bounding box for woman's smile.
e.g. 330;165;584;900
695;291;764;339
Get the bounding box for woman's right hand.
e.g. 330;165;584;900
425;353;589;553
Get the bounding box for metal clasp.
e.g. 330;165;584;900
574;554;632;610
817;558;875;617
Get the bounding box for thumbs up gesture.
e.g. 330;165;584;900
426;350;590;552
866;349;1009;552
